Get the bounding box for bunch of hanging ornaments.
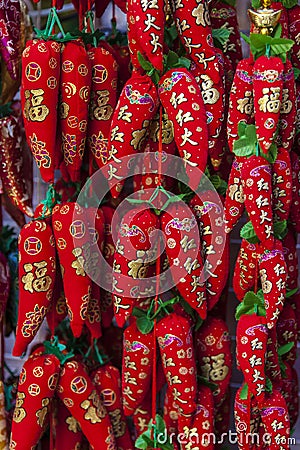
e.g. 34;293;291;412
225;0;300;448
8;0;300;448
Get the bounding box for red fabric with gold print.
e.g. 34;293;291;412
21;39;61;183
52;202;92;338
10;350;61;450
57;359;117;450
60;39;91;182
13;219;56;356
54;400;84;450
92;364;134;449
87;43;118;172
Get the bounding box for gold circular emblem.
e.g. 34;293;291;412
25;63;42;82
24;237;42;255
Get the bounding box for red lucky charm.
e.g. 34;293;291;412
259;390;290;450
158;68;208;190
227;57;254;153
52;202;92;337
54;400;84;450
127;0;164;72
277;303;297;365
288;5;300;71
0;0;21;80
21;39;61;184
290;151;300;233
57;359;117;450
253;55;284;154
13;219;56;356
112;206;159;327
259;241;287;329
92;364;134;449
276;59;296;152
236;313;268;405
189;192;229;310
106;71;159;198
272;146;292;222
238;155;274;246
186;384;214;450
60;39;91;182
234;385;260;450
156;312;197;417
224;158;245;233
160;203;207;319
0;113;34;217
122;319;154;416
10;350;61;450
233;239;258;302
195;316;232;408
87;43;118;173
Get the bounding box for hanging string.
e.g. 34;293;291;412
151;106;163;447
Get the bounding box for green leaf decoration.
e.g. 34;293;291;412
286;288;298;298
240;221;259;244
240;383;248;400
136;316;154;334
235;290;266;320
132;307;147;319
198;376;219;392
238;120;248;137
281;0;298;8
251;0;261;9
293;66;300;80
274;220;287;240
166;50;179;69
177;56;191;70
265;377;273;394
233;124;258;157
220;0;236;6
241;32;250;45
135;431;151;449
248;33;295;61
137;51;154;71
273;24;282;40
263;143;278;164
278;342;294;356
212;28;231;50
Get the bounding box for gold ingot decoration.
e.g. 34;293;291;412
248;0;282;35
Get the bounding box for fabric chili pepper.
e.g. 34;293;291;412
195;316;232;408
110;44;131;93
122;319;154;416
52;202;92;338
163;387;178;437
105;71;159;198
259;389;290;450
158;68;208;191
224;157;245;233
57;359;117;449
238;155;274;246
227;57;254;153
60;39;91;183
277;302;297;365
46;268;67;334
21;39;61;183
259;241;287;329
112;206;159;327
276;59;296;153
265;327;281;387
253;55;284;154
288;5;300;71
236;313;268;405
290;368;299;429
209;0;243;71
289;151;300;233
92;364;134;449
272;146;292;222
234;384;257;450
54;399;84;450
0;0;21;80
190;191;229;310
272;2;289;38
0;114;34;217
282;228;298;292
13;219;56;356
171;0;219;84
87;43;118;173
132;387;152;438
127;0;164;71
161;203;207;319
85;283;102;340
156;312;197;416
10;350;60;450
233;239;258;302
